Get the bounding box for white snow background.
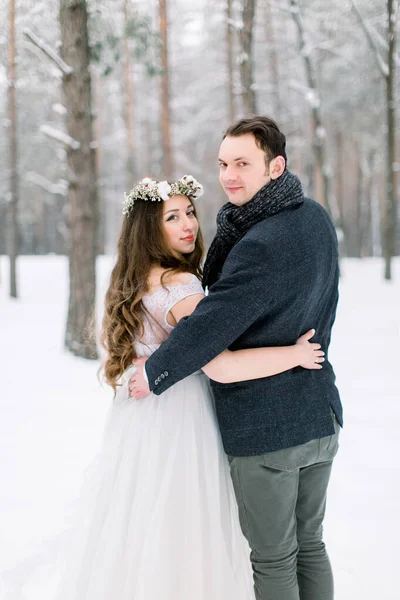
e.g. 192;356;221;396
0;256;399;599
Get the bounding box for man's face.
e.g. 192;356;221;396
218;133;271;206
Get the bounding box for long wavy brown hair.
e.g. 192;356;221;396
100;195;204;391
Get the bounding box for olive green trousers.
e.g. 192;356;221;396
228;414;340;600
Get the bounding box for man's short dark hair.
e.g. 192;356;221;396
223;116;287;163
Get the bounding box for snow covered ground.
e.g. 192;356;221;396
0;255;399;599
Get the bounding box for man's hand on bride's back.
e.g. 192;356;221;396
129;357;150;398
295;329;325;370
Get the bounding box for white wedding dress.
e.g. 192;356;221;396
49;274;254;600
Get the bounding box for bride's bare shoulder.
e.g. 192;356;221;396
147;268;196;293
163;271;197;286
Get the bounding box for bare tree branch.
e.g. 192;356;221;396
23;27;73;75
40;124;80;149
287;80;321;108
351;1;389;77
310;40;360;66
227;18;243;31
352;1;400;68
25;171;68;196
52;103;67;115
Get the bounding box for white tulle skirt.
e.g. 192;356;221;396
50;368;254;600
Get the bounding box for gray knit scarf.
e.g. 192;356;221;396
202;169;305;290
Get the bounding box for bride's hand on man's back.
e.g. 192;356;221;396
295;329;325;370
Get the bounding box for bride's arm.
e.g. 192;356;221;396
202;333;323;383
169;295;324;384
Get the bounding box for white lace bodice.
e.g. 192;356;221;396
133;273;204;358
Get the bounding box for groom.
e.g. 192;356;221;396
130;116;342;600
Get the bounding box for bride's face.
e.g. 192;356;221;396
162;194;199;254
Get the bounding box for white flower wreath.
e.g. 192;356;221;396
122;175;204;216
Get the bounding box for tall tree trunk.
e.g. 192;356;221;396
371;168;382;257
7;0;18;298
60;0;98;359
352;0;398;275
364;152;374;257
355;139;363;258
143;77;153;176
226;0;236;122
159;0;174;179
384;0;398;279
123;0;136;186
290;0;332;219
335;131;347;256
93;71;105;255
239;0;257;115
265;0;280;119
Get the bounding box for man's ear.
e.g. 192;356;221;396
269;156;286;180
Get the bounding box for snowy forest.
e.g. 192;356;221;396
1;0;399;359
1;4;400;598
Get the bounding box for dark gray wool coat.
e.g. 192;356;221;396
145;197;343;457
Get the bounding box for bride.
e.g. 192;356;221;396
57;176;324;600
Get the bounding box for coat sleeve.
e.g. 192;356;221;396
146;235;279;395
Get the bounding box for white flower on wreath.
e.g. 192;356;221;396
181;175;194;184
141;177;156;189
179;175;204;199
157;181;172;201
192;183;204;199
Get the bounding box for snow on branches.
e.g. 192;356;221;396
23;28;73;76
40;125;80;150
351;0;396;77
